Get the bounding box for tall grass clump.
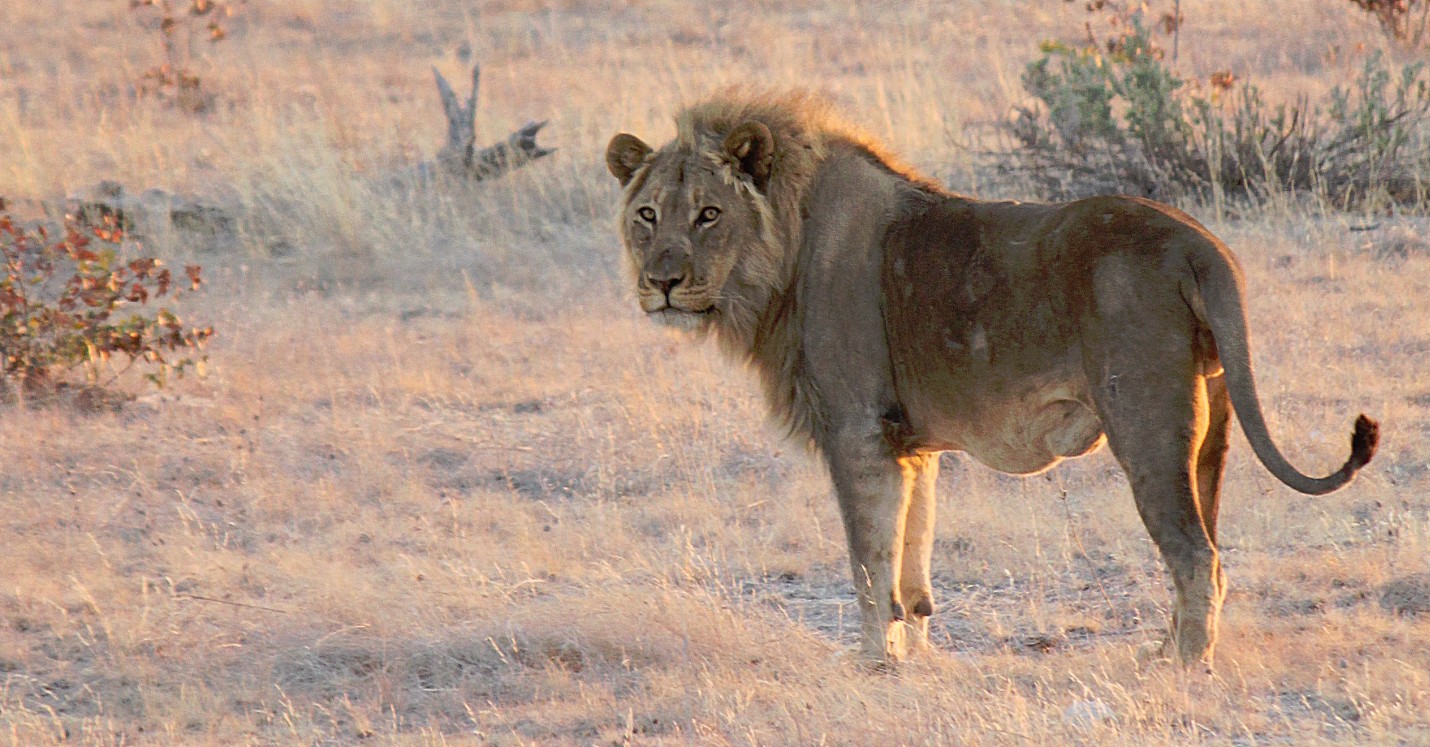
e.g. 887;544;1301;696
999;2;1430;210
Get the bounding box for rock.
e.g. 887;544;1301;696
1063;698;1116;729
64;181;233;237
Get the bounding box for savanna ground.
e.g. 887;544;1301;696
2;1;1430;744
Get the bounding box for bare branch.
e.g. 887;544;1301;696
424;64;553;183
432;65;463;123
470;121;556;181
465;63;479;126
433;64;478;172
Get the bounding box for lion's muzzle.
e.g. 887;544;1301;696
639;248;710;315
642;248;690;295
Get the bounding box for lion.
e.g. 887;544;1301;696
605;90;1378;668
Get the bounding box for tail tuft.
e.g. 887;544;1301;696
1350;414;1380;471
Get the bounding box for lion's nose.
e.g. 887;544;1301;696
649;274;684;295
645;248;690;299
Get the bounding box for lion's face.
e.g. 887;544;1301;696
606;123;778;332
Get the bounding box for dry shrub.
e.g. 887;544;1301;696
1349;0;1430;51
0;213;212;400
130;0;242;113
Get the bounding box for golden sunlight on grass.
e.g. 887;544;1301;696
2;1;1428;744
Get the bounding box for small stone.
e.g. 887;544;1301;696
1063;699;1116;729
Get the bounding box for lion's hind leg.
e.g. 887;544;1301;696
1194;373;1232;624
1197;373;1232;547
1087;328;1224;668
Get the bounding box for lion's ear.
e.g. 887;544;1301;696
723;121;774;193
606;133;652;186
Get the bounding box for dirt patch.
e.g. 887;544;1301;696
1268;691;1362;725
743;570;1147;656
417;446;469;469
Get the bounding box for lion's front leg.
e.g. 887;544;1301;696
825;426;917;664
900;453;939;654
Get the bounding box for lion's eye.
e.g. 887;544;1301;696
695;206;721;226
637;206;657;223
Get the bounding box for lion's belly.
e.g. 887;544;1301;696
907;379;1106;475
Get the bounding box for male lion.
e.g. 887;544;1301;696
605;90;1378;668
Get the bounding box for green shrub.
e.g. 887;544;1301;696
1000;5;1430;209
0;213;213;401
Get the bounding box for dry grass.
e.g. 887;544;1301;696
2;1;1429;744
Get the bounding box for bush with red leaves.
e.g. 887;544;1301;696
1;213;213;399
1349;0;1430;50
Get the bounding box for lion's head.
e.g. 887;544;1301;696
605;91;838;343
605;123;776;333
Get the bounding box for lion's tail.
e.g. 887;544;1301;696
1189;242;1378;495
